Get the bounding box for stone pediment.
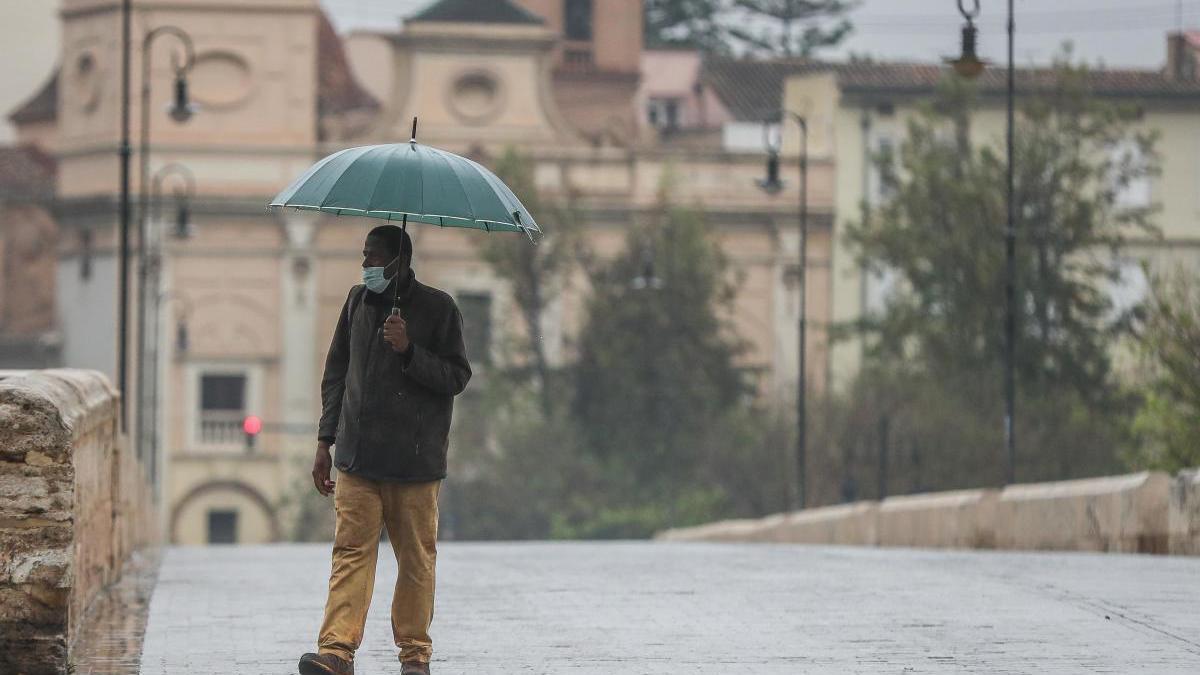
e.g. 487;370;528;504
375;18;581;149
408;0;544;25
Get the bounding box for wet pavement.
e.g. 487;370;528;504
70;547;162;675
131;541;1200;674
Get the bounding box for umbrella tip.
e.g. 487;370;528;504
410;117;418;144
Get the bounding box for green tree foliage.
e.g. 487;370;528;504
450;174;793;539
835;59;1156;488
1126;269;1200;472
277;459;335;542
847;64;1157;396
573;177;747;486
644;0;728;52
727;0;856;57
477;148;582;414
644;0;855;57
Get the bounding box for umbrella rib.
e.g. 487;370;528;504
318;145;381;212
434;150;480;224
469;155;533;232
361;145;397;216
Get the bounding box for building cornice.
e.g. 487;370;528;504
53;194;833;232
61;0;318;19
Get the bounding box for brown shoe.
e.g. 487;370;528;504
401;661;431;675
299;652;354;675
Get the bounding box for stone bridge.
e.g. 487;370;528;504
4;370;1200;674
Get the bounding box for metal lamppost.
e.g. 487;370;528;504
758;112;809;510
154;289;192;508
630;244;667;520
950;0;1017;485
136;25;197;483
146;163;195;500
118;0;132;431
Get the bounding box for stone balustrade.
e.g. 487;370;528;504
658;469;1196;557
0;370;157;674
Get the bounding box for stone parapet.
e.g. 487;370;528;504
1169;469;1200;555
0;370;158;675
656;517;774;542
878;489;998;549
771;502;879;546
657;469;1191;557
994;471;1170;553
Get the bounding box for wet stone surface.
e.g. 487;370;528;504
70;547;162;674
136;542;1200;674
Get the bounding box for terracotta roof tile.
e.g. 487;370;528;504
408;0;543;25
0;145;56;199
700;58;816;121
317;10;381;118
830;61;1200;98
702;57;1200;122
8;71;58;126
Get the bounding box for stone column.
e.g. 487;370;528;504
279;212;318;464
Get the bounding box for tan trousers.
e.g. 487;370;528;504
317;470;441;664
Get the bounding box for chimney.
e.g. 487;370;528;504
1166;32;1199;81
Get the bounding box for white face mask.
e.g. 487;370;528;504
362;255;399;294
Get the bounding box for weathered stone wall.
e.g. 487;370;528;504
1169;469;1200;555
0;370;157;675
658;469;1194;556
994;471;1169;553
878;489;997;550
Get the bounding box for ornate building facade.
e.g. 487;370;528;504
15;0;825;544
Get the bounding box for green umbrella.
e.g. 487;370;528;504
270;119;540;240
270;120;538;313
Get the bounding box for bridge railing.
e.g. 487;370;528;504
657;468;1200;556
0;369;157;674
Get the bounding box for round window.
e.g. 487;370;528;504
447;71;503;125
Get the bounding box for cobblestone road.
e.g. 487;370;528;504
137;542;1200;674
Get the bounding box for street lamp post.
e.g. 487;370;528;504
119;0;132;431
758;112;809;511
630;244;667;519
146;163;195;501
136;25;197;486
950;0;1017;485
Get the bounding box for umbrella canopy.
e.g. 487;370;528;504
270;136;540;239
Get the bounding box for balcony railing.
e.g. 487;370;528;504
560;42;594;74
198;411;244;447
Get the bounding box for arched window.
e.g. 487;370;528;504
564;0;592;40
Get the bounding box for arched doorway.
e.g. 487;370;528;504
170;480;281;545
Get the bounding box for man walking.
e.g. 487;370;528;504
299;224;471;675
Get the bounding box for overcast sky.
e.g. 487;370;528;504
323;0;1200;68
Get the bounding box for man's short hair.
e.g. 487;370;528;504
366;224;413;262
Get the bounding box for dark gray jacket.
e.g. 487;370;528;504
318;270;472;482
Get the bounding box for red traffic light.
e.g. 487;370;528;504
242;415;263;436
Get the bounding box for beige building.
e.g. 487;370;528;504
13;0;830;545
